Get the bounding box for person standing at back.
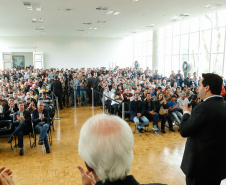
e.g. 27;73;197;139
180;73;226;185
51;75;63;110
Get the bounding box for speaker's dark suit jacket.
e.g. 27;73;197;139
95;175;166;185
179;96;226;180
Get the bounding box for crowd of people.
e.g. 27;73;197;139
0;67;225;137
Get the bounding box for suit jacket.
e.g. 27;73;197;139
13;110;32;131
180;97;226;180
129;100;145;120
32;109;50;127
143;99;156;116
96;175;166;185
3;104;19;119
51;80;63;96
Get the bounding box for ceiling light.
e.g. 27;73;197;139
202;4;221;9
94;28;98;30
36;6;41;11
133;0;139;1
107;11;114;15
32;18;37;23
89;27;93;30
97;21;106;23
27;6;33;10
114;12;120;15
39;18;44;22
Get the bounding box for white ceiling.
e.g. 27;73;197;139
0;0;226;38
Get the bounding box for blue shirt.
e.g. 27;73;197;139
167;101;179;112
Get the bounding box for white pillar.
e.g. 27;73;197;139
152;29;163;73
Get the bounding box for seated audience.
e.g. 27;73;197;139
143;93;160;133
167;95;183;126
8;102;31;156
78;114;166;185
177;92;189;112
32;102;51;153
129;92;149;133
24;95;36;113
110;89;123;115
3;97;19;120
155;93;175;133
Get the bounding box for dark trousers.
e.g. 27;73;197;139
12;122;28;148
56;94;63;109
146;113;159;127
159;114;173;130
186;176;221;185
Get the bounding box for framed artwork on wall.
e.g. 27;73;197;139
12;56;25;68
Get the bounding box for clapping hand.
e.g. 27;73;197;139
183;103;192;113
0;167;15;185
77;166;96;185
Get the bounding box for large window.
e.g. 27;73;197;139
161;9;226;77
119;31;153;69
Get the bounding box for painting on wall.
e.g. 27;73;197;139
12;56;25;68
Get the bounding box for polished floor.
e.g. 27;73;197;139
0;106;226;185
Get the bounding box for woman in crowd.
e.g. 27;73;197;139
110;89;123;115
155;93;175;133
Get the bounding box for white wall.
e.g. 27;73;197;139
11;52;33;67
0;36;126;69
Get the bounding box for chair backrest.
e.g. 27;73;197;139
0;120;13;138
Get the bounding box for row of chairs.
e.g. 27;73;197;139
0;105;55;152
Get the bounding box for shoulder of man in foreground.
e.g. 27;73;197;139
180;97;225;137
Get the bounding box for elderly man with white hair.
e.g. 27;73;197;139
177;92;189;112
77;114;165;185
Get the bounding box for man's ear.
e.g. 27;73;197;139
205;85;210;92
85;162;94;172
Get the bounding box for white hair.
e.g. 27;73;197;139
78;114;134;183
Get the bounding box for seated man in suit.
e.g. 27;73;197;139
78;114;165;185
143;93;160;133
129;92;149;133
32;102;50;153
8;101;31;156
3;97;19;120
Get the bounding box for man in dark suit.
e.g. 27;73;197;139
3;97;18;120
51;75;63;109
78;114;166;185
8;101;31;156
143;93;160;133
32;102;50;153
180;73;226;185
129;92;149;133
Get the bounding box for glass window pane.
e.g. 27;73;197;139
189;54;198;74
200;14;212;30
200;30;211;54
173;23;181;36
181;34;189;54
212;28;225;53
190;32;199;54
147;31;153;40
147;41;152;56
166;25;172;37
213;10;226;28
173;36;180;54
166;38;172;55
165;56;172;76
199;54;210;74
190;18;200;32
210;54;224;75
181;20;189;34
147;56;152;68
172;55;180;71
